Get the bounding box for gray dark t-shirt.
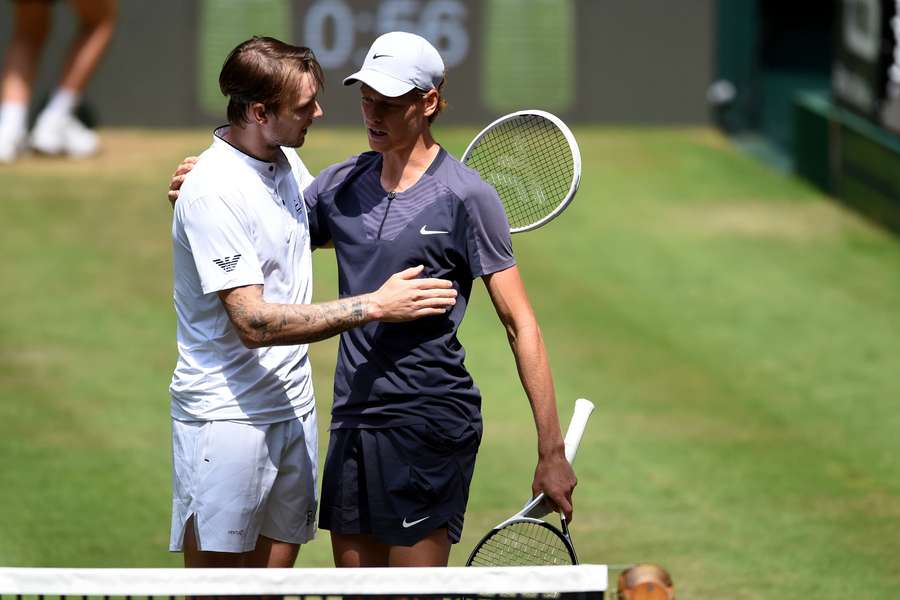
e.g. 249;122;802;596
305;148;515;431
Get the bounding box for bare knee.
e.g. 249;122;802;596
182;516;244;568
331;533;389;567
245;535;299;568
388;528;451;567
68;0;117;31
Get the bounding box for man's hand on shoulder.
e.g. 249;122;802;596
168;156;199;207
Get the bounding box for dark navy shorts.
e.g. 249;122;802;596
319;422;482;546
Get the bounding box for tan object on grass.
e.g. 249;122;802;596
616;563;675;600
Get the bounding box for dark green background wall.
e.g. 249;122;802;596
0;0;713;126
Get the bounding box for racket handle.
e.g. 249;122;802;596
563;398;595;464
522;398;594;519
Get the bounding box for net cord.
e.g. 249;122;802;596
0;565;608;596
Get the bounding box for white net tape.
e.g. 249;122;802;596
0;565;608;597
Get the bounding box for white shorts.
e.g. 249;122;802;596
169;411;318;553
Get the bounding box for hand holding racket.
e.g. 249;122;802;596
466;398;595;566
462;110;582;233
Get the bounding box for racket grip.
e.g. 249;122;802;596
522;398;594;519
563;398;594;464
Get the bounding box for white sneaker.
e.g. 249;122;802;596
30;113;99;157
0;128;26;164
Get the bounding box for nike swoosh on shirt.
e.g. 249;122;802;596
402;516;430;528
372;53;393;59
420;225;449;235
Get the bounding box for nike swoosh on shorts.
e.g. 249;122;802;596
402;515;430;528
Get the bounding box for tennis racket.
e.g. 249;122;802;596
466;398;595;567
462;110;582;233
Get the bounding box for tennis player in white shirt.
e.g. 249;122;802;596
169;36;457;569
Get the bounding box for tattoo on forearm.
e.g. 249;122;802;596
224;287;370;346
352;298;365;321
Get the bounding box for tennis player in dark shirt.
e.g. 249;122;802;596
307;32;577;567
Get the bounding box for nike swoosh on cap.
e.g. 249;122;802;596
402;516;430;528
420;225;449;235
372;53;392;59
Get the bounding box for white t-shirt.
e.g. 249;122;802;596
169;128;316;423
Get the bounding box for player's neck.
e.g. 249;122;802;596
222;125;280;163
380;133;440;193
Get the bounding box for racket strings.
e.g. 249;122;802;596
469;521;574;567
464;114;575;230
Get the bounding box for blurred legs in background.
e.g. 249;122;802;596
0;0;50;162
0;0;117;163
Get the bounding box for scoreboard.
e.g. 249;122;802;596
833;0;900;135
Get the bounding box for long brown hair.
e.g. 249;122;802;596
219;36;324;126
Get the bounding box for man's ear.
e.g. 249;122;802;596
250;102;268;125
422;89;439;117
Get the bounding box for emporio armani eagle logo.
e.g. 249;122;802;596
213;254;241;273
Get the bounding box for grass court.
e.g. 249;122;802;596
1;125;899;599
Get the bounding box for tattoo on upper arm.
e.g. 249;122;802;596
221;286;265;338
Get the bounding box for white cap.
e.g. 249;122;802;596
343;32;445;97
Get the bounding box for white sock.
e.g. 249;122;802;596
38;89;79;121
0;102;28;137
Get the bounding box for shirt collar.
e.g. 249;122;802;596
212;125;288;181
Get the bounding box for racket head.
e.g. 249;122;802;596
462;110;582;233
465;517;577;567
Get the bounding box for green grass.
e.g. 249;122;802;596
1;126;899;599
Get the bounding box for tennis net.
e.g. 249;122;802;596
0;564;608;599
